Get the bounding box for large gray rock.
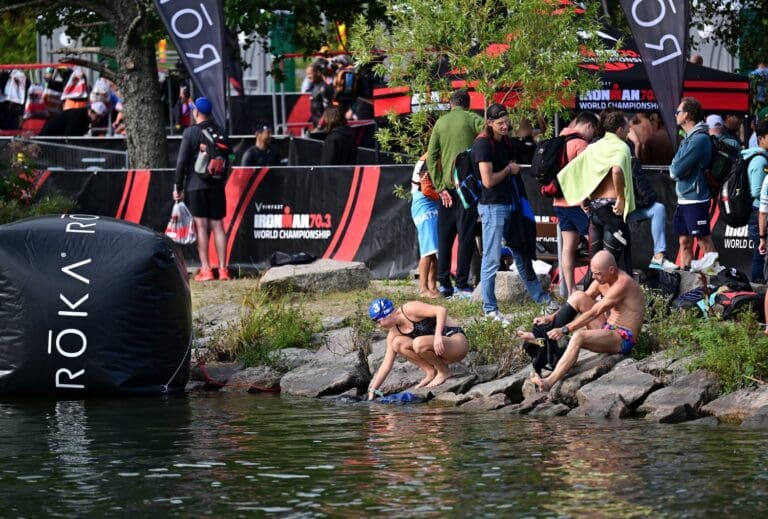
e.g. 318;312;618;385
280;329;371;397
637;370;720;423
741;406;768;428
522;350;623;407
528;401;571;417
259;259;371;293
222;366;282;392
367;339;391;373
459;393;509;411
568;395;630;419
471;270;551;306
433;392;472;406
635;350;700;385
678;269;706;296
190;361;244;383
376;362;425;394
466;364;533;403
577;360;661;410
506;393;549;415
267;347;314;371
410;374;476;398
700;385;768;424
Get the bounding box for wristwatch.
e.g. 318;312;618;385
561;325;570;335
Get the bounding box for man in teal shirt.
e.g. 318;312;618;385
426;89;485;298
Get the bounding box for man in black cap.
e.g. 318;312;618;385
173;96;231;281
240;124;281;167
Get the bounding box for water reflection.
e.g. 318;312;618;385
1;394;768;516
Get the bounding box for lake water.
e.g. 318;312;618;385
1;393;767;517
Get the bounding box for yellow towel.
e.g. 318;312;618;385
557;133;635;220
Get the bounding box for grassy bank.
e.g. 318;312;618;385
190;277;768;393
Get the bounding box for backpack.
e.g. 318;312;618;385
333;65;359;100
712;267;752;292
452;147;481;209
717;152;766;228
194;124;233;182
530;134;581;198
713;290;765;321
705;134;739;195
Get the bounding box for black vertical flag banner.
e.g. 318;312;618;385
154;0;227;129
620;0;689;145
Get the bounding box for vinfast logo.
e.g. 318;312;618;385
253;204;333;240
48;214;99;390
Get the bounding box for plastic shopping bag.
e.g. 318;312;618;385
164;201;196;244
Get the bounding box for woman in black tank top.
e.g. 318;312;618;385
366;299;468;400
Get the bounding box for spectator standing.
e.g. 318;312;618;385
173;84;195;131
172;97;230;282
670;97;715;268
744;120;768;281
558;111;635;270
411;153;440;298
307;60;333;130
320;106;357;165
241;124;281;167
707;114;740;151
552;111;598;295
474;104;552;324
426;89;485;298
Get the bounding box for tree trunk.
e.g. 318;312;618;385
115;3;168;169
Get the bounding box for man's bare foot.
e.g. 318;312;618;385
419;289;440;299
426;370;451;387
530;372;552;392
414;372;437;388
516;328;536;342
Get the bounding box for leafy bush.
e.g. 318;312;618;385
465;303;540;376
688;310;768;393
0;141;75;224
211;291;321;369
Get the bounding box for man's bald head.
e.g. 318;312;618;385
591;250;617;271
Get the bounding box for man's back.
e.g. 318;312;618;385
427;108;484;191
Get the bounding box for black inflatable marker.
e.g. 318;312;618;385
0;215;192;395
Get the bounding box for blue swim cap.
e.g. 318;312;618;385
369;298;394;321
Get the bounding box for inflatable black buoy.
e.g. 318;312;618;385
0;215;192;395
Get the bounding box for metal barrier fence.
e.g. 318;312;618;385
2;137;128;170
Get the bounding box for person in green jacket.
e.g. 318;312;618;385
426;89;485;298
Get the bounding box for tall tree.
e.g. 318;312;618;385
349;0;608;158
0;0;384;168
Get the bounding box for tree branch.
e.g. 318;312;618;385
58;56;118;82
122;11;144;48
0;0;52;14
55;46;117;59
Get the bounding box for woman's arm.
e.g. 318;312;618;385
368;333;397;400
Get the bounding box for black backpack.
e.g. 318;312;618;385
530;134;581;198
333;65;359;100
453;135;492;209
718;152;766;227
194;124;234;182
706;134;740;196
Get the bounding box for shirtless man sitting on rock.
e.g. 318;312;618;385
517;251;645;391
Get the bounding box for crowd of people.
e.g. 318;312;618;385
0;66;125;137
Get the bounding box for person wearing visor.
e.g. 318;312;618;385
474;103;553;326
366;298;468;399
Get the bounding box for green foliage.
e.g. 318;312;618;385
0;142;76;224
465;303;539;375
211;291;321;369
345;294;379;355
688;310;768;393
350;0;607;156
0;12;36;64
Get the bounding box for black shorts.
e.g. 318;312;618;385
186;188;226;220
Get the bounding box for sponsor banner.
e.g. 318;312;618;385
620;0;689;145
36;166;755;277
154;0;227;129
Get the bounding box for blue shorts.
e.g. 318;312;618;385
554;206;589;235
411;191;439;257
673;201;711;237
602;324;636;355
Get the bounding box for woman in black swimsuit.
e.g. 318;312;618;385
366;298;468;400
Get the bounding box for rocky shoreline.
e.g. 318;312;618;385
188;260;768;427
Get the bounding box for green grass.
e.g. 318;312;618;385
210;291;322;369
